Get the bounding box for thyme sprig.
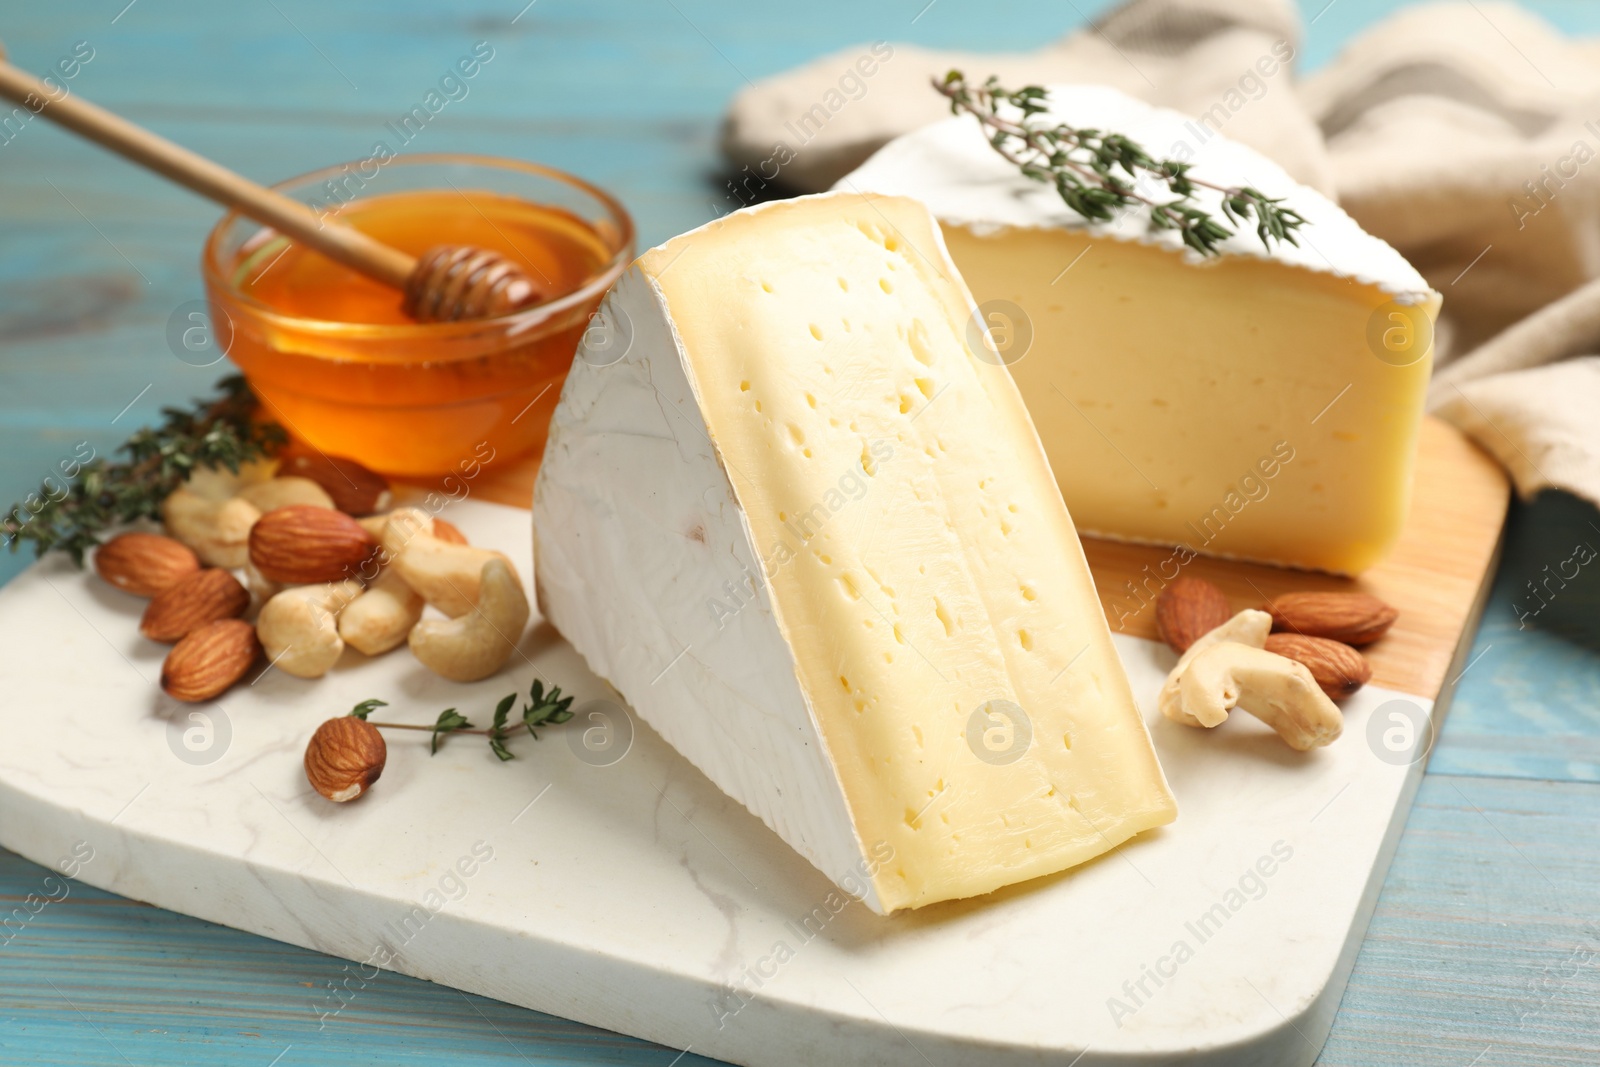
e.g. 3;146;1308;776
350;679;577;762
933;72;1306;255
2;374;286;564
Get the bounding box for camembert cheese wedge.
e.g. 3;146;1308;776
842;85;1442;574
534;192;1175;913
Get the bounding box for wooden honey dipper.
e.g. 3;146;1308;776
0;51;539;323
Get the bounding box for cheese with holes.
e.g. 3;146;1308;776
842;85;1441;575
533;192;1175;913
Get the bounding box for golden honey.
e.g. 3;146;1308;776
204;156;632;477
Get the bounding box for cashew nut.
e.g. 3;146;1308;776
236;476;334;512
1178;642;1343;751
244;559;283;606
339;567;424;656
184;459;278;501
408;558;529;681
159;462;284;567
162;489;261;568
378;506;434;558
385;508;516;618
257;580;363;679
357;513;392;539
1159;609;1271;726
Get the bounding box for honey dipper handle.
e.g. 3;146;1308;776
0;58;416;289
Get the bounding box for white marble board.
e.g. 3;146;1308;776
0;499;1453;1066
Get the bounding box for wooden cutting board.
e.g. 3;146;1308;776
466;415;1511;701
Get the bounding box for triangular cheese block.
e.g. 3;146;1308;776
843;85;1441;575
534;192;1175;913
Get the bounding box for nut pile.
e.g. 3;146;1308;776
90;455;529;703
1154;576;1397;751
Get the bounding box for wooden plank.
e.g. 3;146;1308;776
1431;488;1600;784
1320;774;1600;1066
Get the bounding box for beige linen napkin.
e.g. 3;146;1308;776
722;0;1600;506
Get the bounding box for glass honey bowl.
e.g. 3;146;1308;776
203;154;634;477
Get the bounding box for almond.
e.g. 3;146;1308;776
1156;576;1232;652
280;453;392;516
93;532;200;597
305;716;387;803
161;619;260;702
1265;591;1398;646
432;518;468;545
249;505;379;584
140;568;251;643
1264;633;1372;700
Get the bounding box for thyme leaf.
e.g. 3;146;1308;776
933;72;1307;256
2;375;286;564
353;677;578;760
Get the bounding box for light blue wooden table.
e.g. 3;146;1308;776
2;2;1598;1064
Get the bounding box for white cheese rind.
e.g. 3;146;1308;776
536;193;1176;913
839;85;1438;575
533;265;880;912
841;83;1433;303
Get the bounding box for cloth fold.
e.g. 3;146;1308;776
721;0;1600;506
720;0;1331;193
